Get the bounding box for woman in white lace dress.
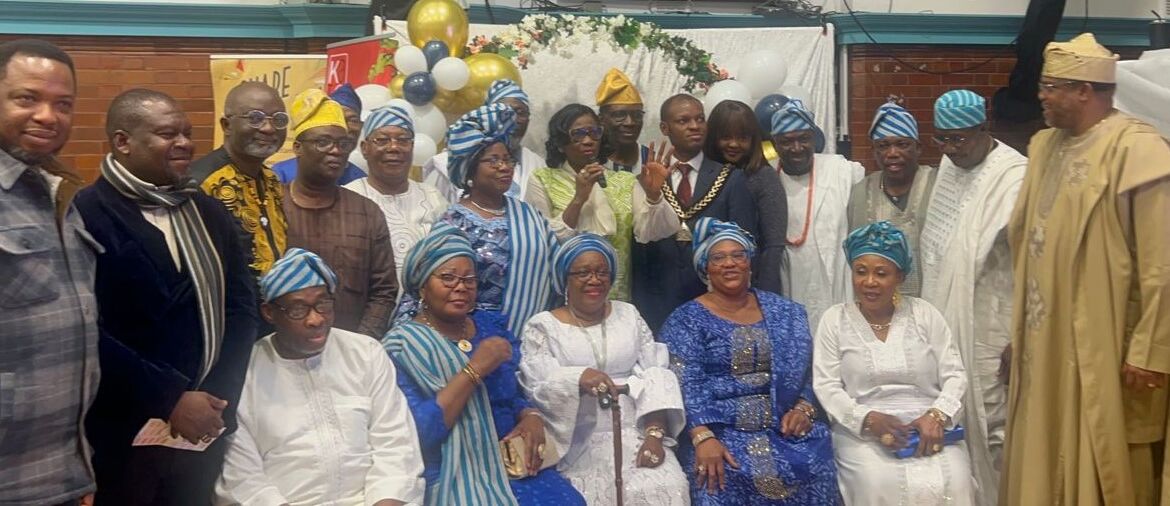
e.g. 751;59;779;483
520;234;690;505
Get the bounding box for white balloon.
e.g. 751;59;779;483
411;104;448;145
412;134;438;166
394;45;428;75
778;84;812;106
353;84;391;120
385;99;416;118
703;79;753;117
431;57;470;91
735;49;787;99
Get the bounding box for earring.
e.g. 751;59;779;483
467;179;475;188
892;291;902;308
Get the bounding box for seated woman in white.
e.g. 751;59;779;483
520;234;690;505
813;221;975;505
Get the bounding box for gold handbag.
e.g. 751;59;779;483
499;437;559;478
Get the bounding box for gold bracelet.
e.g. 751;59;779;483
691;429;716;447
794;401;816;420
462;363;482;385
926;408;948;425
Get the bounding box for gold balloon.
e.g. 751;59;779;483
447;52;522;116
762;140;778;163
389;74;406;98
432;87;456;112
407;0;469;57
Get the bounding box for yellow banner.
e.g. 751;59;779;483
210;55;327;164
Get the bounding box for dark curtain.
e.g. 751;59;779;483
366;0;417;35
992;0;1066;122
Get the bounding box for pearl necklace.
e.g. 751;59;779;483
469;198;506;216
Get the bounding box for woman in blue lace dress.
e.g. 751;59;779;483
661;218;839;505
383;224;585;506
395;103;557;334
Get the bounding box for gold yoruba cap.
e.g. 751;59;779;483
595;68;643;106
290;88;347;139
1042;33;1119;84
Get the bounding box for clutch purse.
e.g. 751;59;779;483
892;426;965;459
500;436;559;478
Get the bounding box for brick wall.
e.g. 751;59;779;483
846;44;1144;171
0;35;341;182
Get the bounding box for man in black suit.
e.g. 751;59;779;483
632;94;758;331
76;89;257;505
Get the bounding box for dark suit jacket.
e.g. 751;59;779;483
76;177;257;463
632;157;758;332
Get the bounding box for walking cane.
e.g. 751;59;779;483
600;384;631;506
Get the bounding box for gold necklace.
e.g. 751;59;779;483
661;164;731;241
468;198;506;217
421;310;473;353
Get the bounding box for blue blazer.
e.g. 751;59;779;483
76;177;258;456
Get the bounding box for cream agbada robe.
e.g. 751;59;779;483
1003;111;1170;506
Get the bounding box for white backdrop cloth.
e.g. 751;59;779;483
1117;48;1170;138
383;20;837;156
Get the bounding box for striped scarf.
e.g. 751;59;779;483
100;154;225;385
500;197;556;333
382;321;518;506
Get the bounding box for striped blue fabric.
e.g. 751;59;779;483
361;105;414;140
382;321;518;506
770;98;827;153
843;220;913;274
551;233;617;296
259;247;339;302
869;101;920;140
691;217;757;284
933;89;986;130
500;196;558;332
485;79;529;106
403;222;476;296
446;103;517;191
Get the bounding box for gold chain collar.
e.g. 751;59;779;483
661;164;732;221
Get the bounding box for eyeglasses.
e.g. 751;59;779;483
228;110;290;130
478;157;517;170
605;110;645;123
1038;80;1080;93
570;126;604;143
273;298;335;320
873;139;916;152
709;250;750;266
510;107;531;119
433;272;478;289
368;135;414;147
567;269;611;282
301;136;357;153
931;134;970;147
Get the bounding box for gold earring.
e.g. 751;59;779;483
892;291;902;308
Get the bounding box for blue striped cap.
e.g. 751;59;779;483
842;221;913;274
485;79;529;106
552;233;617;296
691;217;757;284
770;98;826;153
869;102;919;140
260;248;339;303
403;222;477;296
361;105;413;140
933;89;986;130
447;103;517;190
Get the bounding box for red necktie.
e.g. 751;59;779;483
676;163;693;206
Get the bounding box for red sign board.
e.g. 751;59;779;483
326;33;402;92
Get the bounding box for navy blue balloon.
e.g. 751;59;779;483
422;40;449;70
754;94;790;133
403;71;437;106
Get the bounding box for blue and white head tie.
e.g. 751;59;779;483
260;248;339;303
329;83;362;113
770;98;826;153
691;217;757;284
403;222;477;296
552;233;617;296
933;89;986;131
842;220;913;274
446;103;517;191
361;105;414;140
869;101;919;140
485;79;530;106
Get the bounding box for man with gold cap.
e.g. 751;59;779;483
920;89;1027;506
272;83;368;185
1002;33;1170;505
282;89;398;339
597;68;650;174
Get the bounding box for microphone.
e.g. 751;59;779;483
598;173;608;188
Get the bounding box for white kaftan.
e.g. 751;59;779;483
812;297;974;506
780;153;865;330
919;140;1025;506
519;301;690;506
216;328;425;506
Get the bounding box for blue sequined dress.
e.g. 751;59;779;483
662;290;840;505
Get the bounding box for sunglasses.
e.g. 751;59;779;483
570;126;604;143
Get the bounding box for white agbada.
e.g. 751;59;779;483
812;297;974;506
919;140;1025;506
780;153;865;330
422;146;545;204
344;177;448;298
519;301;690;506
216;328;425;506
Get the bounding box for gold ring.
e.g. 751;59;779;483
591;386;600;395
649;453;660;464
880;433;895;446
596;383;609;393
697;464;706;473
932;444;942;453
799;431;807;437
1149;383;1158;388
537;443;546;454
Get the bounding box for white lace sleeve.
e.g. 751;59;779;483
518;313;590;461
812;304;870;437
626;306;686;437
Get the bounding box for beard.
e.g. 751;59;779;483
1;142;52;166
242;140;280;160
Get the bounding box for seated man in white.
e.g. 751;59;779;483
216;248;425;506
